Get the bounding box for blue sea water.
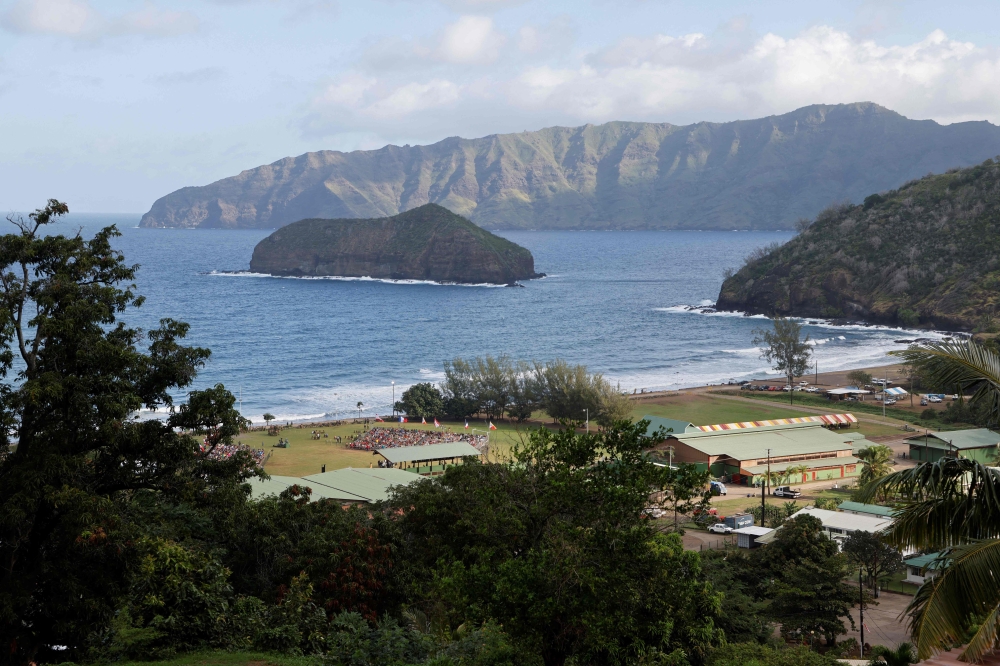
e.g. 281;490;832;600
54;214;942;423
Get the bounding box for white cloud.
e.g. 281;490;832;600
304;26;1000;142
1;0;199;40
436;15;504;64
517;15;574;56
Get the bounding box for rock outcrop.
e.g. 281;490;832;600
248;204;542;285
715;159;1000;332
141;103;1000;231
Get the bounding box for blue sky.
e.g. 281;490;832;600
1;0;999;213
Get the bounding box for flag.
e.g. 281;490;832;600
421;417;426;424
374;414;384;422
489;421;496;430
399;416;407;423
434;418;440;427
464;420;469;429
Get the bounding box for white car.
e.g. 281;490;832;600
708;523;733;534
806;387;820;393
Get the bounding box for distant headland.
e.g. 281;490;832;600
248;204;543;285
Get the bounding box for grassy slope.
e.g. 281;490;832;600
718;159;1000;330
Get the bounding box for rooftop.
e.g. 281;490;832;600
790;506;893;533
838;501;896;517
743;455;860;474
734;526;775;537
904;552;946;569
642;416;697;436
301;467;422;502
249;474;368;502
671;422;857;461
905;428;1000;450
375;441;482;464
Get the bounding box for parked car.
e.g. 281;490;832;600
772;486;802;498
799;381;809;386
920;397;929;406
806;387;820;393
928;395;943;403
708;523;733;534
885;398;897;406
710;481;727;496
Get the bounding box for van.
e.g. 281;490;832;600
710;481;727;496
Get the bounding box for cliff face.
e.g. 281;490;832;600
141;103;1000;231
248;204;541;284
716;159;1000;332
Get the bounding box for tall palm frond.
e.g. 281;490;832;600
905;540;1000;661
859;458;1000;551
890;341;1000;425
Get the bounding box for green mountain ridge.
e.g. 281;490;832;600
715;158;1000;331
140;103;1000;231
248;203;541;284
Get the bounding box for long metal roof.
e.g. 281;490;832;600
672;422;856;461
248;474;368;502
790;506;893;533
905;428;1000;450
838;501;896;517
743;455;860;474
302;467;421;502
694;413;857;431
376;441;482;464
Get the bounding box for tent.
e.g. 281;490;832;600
885;387;908;396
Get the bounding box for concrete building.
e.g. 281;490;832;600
903;552;944;585
788;506;893;547
906;428;1000;464
646;419;864;485
734;526;774;549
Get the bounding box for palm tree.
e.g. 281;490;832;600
786;463;809;485
857;340;1000;662
856;444;894;487
868;642;917;666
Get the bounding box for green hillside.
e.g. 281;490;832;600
716;158;1000;331
140;103;1000;231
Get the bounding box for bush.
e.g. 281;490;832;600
921;408;938;420
898;308;920;327
707;643;842;666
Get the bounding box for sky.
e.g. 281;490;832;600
2;0;999;213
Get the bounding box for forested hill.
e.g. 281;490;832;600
715;159;1000;331
140;103;1000;231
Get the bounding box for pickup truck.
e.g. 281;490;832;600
708;523;733;534
772;486;802;499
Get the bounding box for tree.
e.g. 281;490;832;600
0;201;253;665
846;369;873;388
867;642;917;666
786;464;810;485
856;445;894;488
262;412;275;427
860;457;1000;662
357;401;363;419
760;515;857;646
388;420;723;666
595;379;633;428
752;317;812;404
842;531;903;599
658;463;712;532
396;382;445;418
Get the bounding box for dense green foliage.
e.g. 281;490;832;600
841;531;903;598
718;158;1000;330
396;383;446;419
441;356;631;425
751;318;811;403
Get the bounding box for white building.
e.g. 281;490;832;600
789;506;893;547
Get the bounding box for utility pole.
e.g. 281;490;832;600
583;408;589;434
391;381;395;416
815;360;818;386
859;567;865;659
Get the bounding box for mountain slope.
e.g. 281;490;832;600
248;203;541;284
715;159;1000;331
140;103;1000;231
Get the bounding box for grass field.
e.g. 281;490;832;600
243;418;533;477
245;389;908;478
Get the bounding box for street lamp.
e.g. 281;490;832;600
583;408;589;434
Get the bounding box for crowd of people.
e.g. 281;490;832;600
348;427;487;451
201;441;267;466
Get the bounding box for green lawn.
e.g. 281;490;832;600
632;394;828;426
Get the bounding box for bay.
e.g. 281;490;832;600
55;214;936;423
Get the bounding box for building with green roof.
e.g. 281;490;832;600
838;501;895;518
250;468;421;503
650;422;862;485
905;428;1000;464
641;416;698;436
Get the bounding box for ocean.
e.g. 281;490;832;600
55;214;945;424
